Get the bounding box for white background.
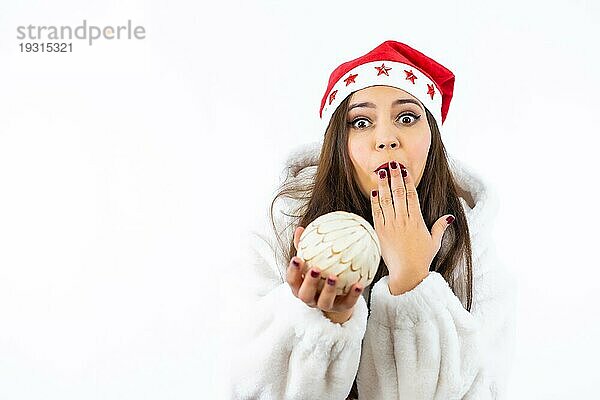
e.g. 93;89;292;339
1;0;599;399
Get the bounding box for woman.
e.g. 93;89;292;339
231;40;517;399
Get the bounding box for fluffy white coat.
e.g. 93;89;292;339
230;141;517;400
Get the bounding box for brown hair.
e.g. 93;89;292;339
269;94;473;399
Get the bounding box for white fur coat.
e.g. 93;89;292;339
230;141;517;400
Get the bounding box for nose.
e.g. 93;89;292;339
375;124;399;150
377;139;399;149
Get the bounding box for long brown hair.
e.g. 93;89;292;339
269;95;473;313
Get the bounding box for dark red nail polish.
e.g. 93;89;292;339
390;161;398;169
355;287;362;293
310;270;320;278
446;216;455;224
327;277;336;286
371;189;378;197
379;169;386;179
401;168;407;177
292;259;300;269
398;163;405;169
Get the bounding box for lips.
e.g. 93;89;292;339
374;162;390;173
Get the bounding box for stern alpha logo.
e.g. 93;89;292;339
16;20;146;46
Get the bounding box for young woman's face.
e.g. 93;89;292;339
346;85;432;198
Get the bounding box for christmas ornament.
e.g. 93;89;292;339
296;211;381;296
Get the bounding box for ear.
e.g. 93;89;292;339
293;226;305;251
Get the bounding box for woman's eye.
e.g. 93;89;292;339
349;118;371;130
397;113;421;125
349;113;421;130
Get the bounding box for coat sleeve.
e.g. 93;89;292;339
357;242;517;399
230;198;370;400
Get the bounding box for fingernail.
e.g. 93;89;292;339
291;258;300;269
355;286;362;294
398;163;405;169
390;161;398;169
401;168;407;177
446;216;455;224
310;270;320;278
379;169;386;179
371;189;378;197
327;277;336;286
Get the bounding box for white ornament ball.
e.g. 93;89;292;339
297;211;381;296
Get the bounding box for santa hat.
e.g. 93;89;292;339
319;40;455;132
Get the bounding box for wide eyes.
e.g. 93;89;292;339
399;114;418;125
348;112;421;130
352;118;370;129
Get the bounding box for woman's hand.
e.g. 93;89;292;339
285;226;364;324
372;161;455;295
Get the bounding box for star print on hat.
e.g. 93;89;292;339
319;40;455;132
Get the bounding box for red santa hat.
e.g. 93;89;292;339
319;40;455;132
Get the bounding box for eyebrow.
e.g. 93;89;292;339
348;98;424;112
